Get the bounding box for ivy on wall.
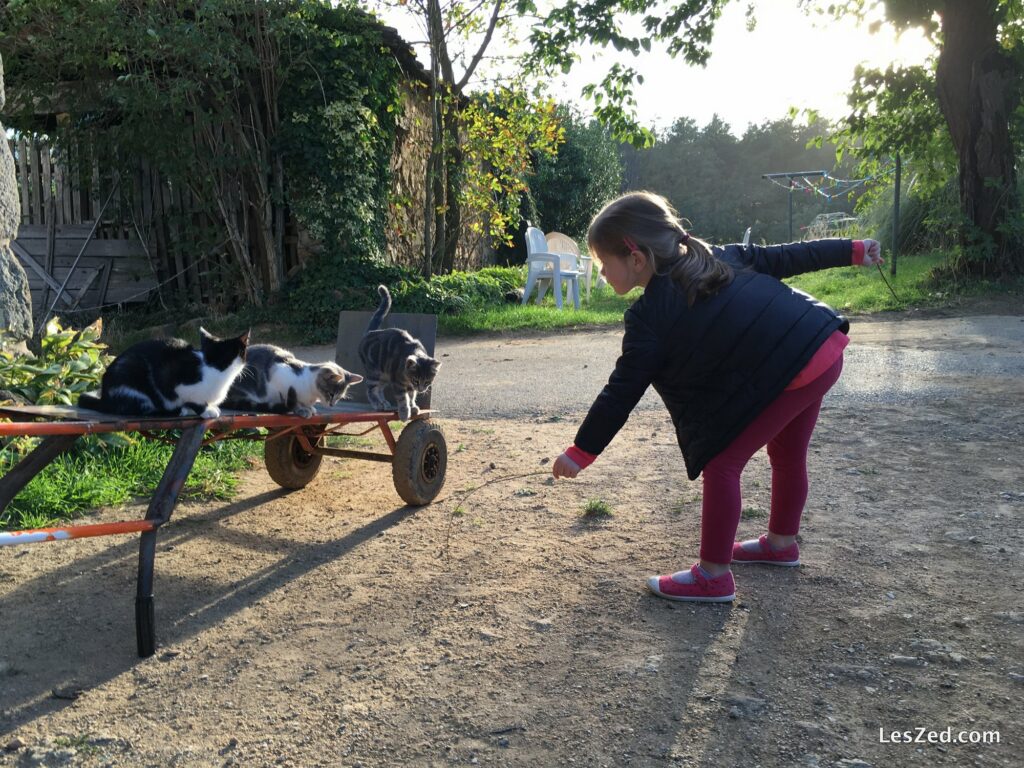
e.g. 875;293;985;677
1;0;402;307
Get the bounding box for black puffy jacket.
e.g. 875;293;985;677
574;239;853;480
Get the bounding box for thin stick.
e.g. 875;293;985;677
876;262;900;302
441;469;550;565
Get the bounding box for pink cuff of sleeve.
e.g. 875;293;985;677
565;445;597;470
851;240;865;265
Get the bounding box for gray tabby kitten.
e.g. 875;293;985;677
223;344;362;418
357;285;440;420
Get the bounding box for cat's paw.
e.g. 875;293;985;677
409;404;420;417
200;405;221;419
293;405;315;419
397;405;412;421
368;393;393;410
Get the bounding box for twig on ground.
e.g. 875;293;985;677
441;469;551;565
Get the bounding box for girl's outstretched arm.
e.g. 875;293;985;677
732;238;881;279
551;310;663;478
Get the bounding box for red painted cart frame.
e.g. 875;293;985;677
0;404;447;657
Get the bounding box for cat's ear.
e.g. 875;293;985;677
199;327;214;341
239;328;251;346
406;355;418;370
429;359;442;374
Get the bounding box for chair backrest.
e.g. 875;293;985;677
545;231;581;257
525;226;548;256
335;309;438;408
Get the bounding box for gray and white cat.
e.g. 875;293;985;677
79;328;249;418
223;344;363;418
357;285;440;420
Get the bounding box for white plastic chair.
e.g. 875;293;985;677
545;231;593;302
521;226;581;309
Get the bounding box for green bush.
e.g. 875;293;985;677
0;318;110;406
278;257;525;342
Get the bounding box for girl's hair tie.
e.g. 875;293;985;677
623;236;639;252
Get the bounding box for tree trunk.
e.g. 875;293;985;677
935;0;1020;275
435;103;463;274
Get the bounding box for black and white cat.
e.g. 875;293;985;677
357;285;440;421
223;344;363;417
79;329;249;418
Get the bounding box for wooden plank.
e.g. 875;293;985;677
16;137;29;223
13;238;148;259
91;154;101;224
161;175;187;295
98;251;115;305
20;255;153;276
40;195;57;316
174;182;202;303
19;223;108;238
61;150;73;225
40;143;52;227
10;241;75;306
69;265;103;310
30;139;43;226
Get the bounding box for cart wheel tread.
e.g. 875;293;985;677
265;429;323;489
393;419;447;506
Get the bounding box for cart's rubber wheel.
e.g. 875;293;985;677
392;419;447;506
265;428;323;489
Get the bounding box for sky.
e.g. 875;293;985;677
377;1;937;136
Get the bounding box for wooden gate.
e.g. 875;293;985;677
10;136;159;319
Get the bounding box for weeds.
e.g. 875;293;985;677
582;498;614;518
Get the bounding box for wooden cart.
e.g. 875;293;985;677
0;404;447;657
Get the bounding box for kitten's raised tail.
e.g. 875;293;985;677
365;285;392;333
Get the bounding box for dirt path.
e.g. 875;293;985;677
1;315;1022;767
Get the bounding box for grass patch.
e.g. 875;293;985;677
438;286;639;336
741;506;767;520
0;438;261;530
582;498;614;518
784;250;1023;314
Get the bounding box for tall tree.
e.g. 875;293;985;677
527;0;1023;275
374;0;558;275
835;0;1021;274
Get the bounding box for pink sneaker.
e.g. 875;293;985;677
646;564;735;603
731;534;800;566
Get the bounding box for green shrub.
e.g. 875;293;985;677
277;258;526;341
0;318;109;406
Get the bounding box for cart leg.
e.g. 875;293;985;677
0;434;79;513
135;425;205;658
136;531;158;657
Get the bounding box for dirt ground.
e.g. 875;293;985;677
1;315;1023;767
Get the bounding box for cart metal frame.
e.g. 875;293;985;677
0;404;447;657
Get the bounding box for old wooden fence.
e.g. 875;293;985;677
9;135;291;318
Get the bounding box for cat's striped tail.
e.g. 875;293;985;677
365;285;392;333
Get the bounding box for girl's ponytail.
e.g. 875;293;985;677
667;233;732;307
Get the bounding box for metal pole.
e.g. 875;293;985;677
891;153;901;276
788;181;794;241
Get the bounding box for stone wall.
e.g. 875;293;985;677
0;53;33;350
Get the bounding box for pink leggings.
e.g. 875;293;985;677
700;356;843;564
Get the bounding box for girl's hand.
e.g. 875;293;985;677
861;239;883;266
552;452;581;479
